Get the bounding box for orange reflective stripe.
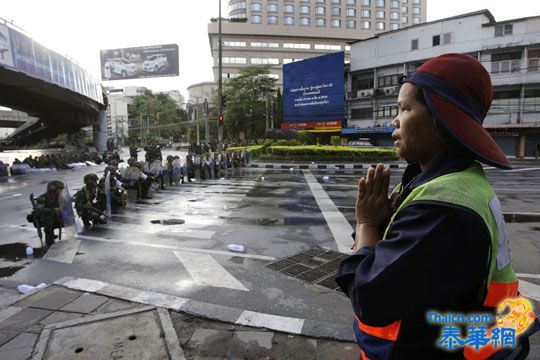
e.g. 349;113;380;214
483;281;519;307
464;343;498;360
360;348;371;360
356;316;402;341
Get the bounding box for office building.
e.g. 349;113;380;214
346;10;540;157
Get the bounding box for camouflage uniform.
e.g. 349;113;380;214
35;181;64;245
74;174;104;228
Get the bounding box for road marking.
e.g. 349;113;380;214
78;235;276;261
173;251;249;291
518;279;540;302
505;167;540;173
517;273;540;280
42;240;81;264
236;310;305;334
304;171;354;254
92;223;216;240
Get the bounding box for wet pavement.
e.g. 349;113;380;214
0;155;539;353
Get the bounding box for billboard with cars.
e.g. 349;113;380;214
99;44;179;81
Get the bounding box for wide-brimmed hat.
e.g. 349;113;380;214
402;53;511;169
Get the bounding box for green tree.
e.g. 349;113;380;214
223;66;277;141
128;90;188;141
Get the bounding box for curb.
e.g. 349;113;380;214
53;277;355;342
503;212;540;223
249;163;406;170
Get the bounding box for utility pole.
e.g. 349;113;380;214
195;97;200;143
204;98;209;145
218;0;223;151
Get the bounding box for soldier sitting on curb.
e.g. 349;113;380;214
74;174;106;229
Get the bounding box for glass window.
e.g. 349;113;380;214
402;0;408;3
376;0;385;7
412;16;420;24
251;15;262;23
390;11;399;20
284;5;295;13
268;3;278;12
442;32;452;44
251;3;262;11
413;7;421;14
345;45;351;51
315;44;342;50
268;16;278;24
346;0;356;4
376;22;385;30
391;0;399;8
230;12;247;19
251;42;279;47
316;0;325;3
300;5;310;13
495;24;513;37
229;1;247;10
402;6;408;12
361;9;371;17
222;57;247;64
331;0;341;3
316;18;326;26
251;58;279;65
316;6;326;14
432;35;440;46
362;21;371;29
411;39;418;50
362;0;370;5
401;16;408;23
376;10;385;19
331;7;341;15
347;20;356;28
284;16;295;25
390;23;399;30
413;0;420;4
300;17;310;25
223;41;246;47
331;19;341;27
284;43;311;49
347;8;356;16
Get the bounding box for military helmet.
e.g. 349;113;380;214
127;157;136;166
83;173;99;185
109;160;119;167
47;180;65;192
104;165;117;175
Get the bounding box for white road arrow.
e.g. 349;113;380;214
173;251;249;292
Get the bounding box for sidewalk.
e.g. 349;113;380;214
0;280;358;360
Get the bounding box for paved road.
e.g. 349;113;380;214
0;157;539;342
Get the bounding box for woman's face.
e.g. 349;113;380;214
392;83;446;168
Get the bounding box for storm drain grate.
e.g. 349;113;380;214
265;247;350;295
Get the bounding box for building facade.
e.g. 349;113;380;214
206;0;427;85
347;10;540;157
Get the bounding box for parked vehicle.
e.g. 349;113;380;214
105;58;138;78
348;138;375;147
143;54;168;73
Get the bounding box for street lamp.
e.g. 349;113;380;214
211;2;247;151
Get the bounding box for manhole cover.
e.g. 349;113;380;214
265;247;349;295
150;219;185;225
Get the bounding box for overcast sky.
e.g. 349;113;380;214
1;0;539;99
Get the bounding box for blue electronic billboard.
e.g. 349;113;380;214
283;52;345;126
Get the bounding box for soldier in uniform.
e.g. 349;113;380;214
129;142;139;160
75;173;106;228
97;166;127;213
36;180;65;246
145;139;163;164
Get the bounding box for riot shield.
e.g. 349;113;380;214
171;159;182;185
104;172;112;218
58;185;77;240
149;160;162;176
123;167;142;181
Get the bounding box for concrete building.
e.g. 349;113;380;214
346;10;540;157
206;0;427;85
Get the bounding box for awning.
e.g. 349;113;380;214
342;126;394;135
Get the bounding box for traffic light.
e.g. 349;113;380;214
218;114;224;124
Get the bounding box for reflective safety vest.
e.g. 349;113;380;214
353;162;538;360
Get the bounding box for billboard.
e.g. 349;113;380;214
282;52;345;128
0;23;103;104
100;44;179;81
